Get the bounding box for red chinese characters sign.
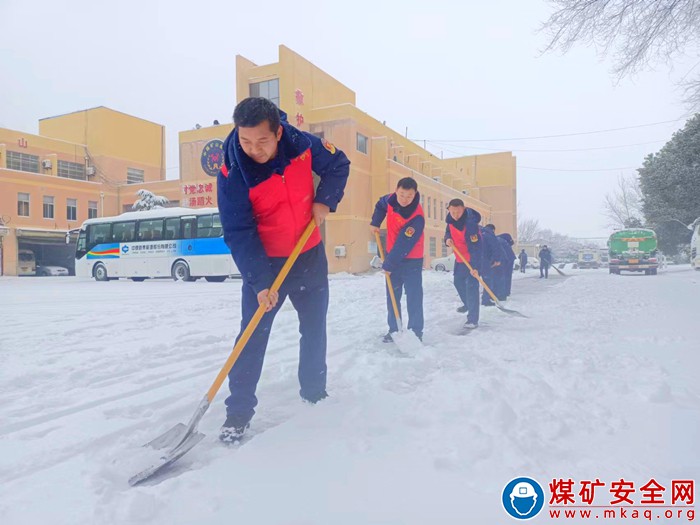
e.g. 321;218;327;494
182;182;214;208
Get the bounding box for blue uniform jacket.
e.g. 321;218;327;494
217;112;350;293
497;233;517;265
480;226;506;274
443;208;484;272
371;192;425;272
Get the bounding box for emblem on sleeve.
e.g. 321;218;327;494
405;227;415;238
470;234;479;242
322;139;337;154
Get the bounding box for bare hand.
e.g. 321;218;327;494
312;203;330;227
257;289;279;312
470;269;479;278
492;261;501;268
384;270;391;276
446;239;454;248
369;225;380;235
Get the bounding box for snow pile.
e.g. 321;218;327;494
1;267;698;524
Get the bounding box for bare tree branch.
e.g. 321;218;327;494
541;0;700;109
602;174;644;228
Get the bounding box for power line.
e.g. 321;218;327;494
412;118;684;143
519;165;637;172
427;139;666;153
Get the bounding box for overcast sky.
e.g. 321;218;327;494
1;0;697;239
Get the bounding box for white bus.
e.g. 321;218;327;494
75;207;239;282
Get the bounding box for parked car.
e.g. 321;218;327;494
36;265;70;276
430;253;455;272
18;249;36;276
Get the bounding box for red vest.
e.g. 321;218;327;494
386;200;424;259
247;149;321;257
449;223;470;263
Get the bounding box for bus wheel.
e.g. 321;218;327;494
131;277;147;282
172;261;192;281
94;263;109;282
205;276;227;282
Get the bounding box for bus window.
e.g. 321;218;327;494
197;214;214;238
182;217;196;239
111;221;136;243
138;219;164;241
212;213;223;237
165;217;180;240
88;223;112;247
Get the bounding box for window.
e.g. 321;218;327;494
196;214;223;238
430;237;437;257
427;197;431;219
18;193;30;217
442;242;447;257
138;219;164;241
127;167;144;184
58;161;86;180
88;223;112;246
7;151;39;173
43;196;54;219
88;201;98;219
111;221;136;242
249;79;280;107
440;201;444;220
356;133;368;154
164;217;180;240
182;218;196;239
66;198;77;221
434;199;437;220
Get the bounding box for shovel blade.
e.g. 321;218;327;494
496;304;529;318
391;330;423;356
128;427;205;486
145;422;190;450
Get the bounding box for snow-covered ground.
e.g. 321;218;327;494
1;267;698;524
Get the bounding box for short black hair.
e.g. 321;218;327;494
233;97;281;133
485;223;496;232
396;177;418;191
447;198;464;208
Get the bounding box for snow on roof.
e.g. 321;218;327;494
80;207;218;227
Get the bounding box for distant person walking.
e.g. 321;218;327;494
518;249;528;273
539;245;552;279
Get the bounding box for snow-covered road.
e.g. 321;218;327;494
1;267;698;524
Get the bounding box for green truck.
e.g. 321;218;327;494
608;229;659;275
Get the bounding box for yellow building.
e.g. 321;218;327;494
0;107;179;275
180;45;517;273
0;45;516;276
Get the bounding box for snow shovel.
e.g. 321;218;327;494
373;231;422;354
451;245;528;319
128;220;318;486
550;264;567;277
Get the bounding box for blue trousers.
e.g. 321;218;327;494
503;261;514;296
481;266;497;305
454;262;480;324
225;244;329;426
386;258;423;337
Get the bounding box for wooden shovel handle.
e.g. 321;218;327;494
206;221;317;402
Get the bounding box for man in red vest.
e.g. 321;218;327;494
444;199;483;331
370;177;425;342
217;97;350;442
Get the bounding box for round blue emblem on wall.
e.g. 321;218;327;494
201;139;225;177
